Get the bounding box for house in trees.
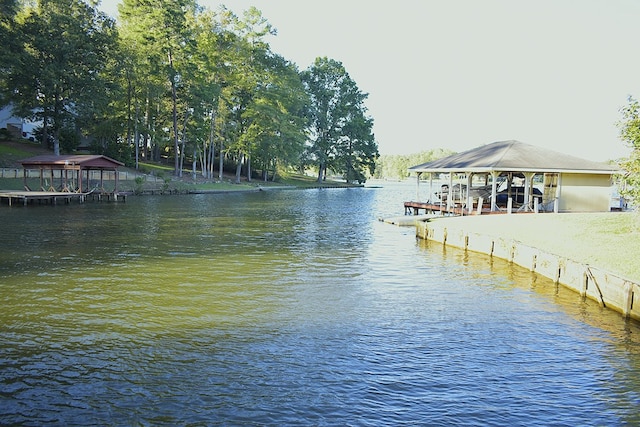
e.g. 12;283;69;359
408;140;620;213
0;104;38;140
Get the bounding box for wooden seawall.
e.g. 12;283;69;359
417;218;640;322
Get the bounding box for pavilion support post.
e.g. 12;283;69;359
554;173;562;213
490;171;499;211
466;173;473;215
523;172;535;212
416;172;421;202
428;173;434;204
23;168;27;190
447;173;454;213
115;168;119;193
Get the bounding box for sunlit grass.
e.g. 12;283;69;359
0;145;28;156
0;141;42;167
438;212;640;282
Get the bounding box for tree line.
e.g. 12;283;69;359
0;0;378;183
373;149;455;180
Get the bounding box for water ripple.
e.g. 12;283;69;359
1;187;639;426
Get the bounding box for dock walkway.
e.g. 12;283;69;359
0;190;125;206
404;200;530;216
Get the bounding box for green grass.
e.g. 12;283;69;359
0;141;44;167
0;145;28;156
435;212;640;282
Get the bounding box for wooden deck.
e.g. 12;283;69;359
404;201;472;216
404;200;538;216
403;201;511;216
0;190;126;206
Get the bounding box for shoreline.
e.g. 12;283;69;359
416;213;640;322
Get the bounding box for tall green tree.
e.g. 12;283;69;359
0;0;19;99
119;0;197;175
225;6;276;183
189;9;229;179
5;0;116;154
301;57;378;183
617;96;640;209
244;53;308;181
336;109;377;183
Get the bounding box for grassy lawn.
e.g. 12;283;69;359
434;212;640;282
0;140;45;167
0;140;356;192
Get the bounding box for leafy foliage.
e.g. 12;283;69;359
616;96;640;208
1;1;387;181
301;57;378;183
5;0;116;155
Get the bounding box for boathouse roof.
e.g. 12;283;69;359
21;154;124;170
408;140;618;175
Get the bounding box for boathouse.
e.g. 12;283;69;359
407;140;619;214
20;154;124;193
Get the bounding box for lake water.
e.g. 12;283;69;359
1;182;639;426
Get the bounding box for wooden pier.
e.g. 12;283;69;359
404;199;532;216
0;190;126;206
404;201;482;216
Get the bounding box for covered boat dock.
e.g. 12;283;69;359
20;154;124;194
0;154;126;206
406;140;619;215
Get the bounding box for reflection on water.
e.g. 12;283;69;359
1;183;639;426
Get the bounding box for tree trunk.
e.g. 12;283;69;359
218;140;224;180
208;138;215;179
192;146;197;181
144;94;152;161
41;116;48;149
207;108;216;179
179;138;185;178
134;104;140;170
178;108;188;178
168;49;179;176
52;122;60;156
235;154;243;184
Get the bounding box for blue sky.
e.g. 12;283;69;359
98;0;640;161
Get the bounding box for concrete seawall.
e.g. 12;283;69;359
417;218;640;322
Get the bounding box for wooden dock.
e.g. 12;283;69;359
403;200;528;216
0;190;126;206
404;201;478;216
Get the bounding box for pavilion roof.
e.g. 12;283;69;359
21;154;124;170
408;140;618;175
